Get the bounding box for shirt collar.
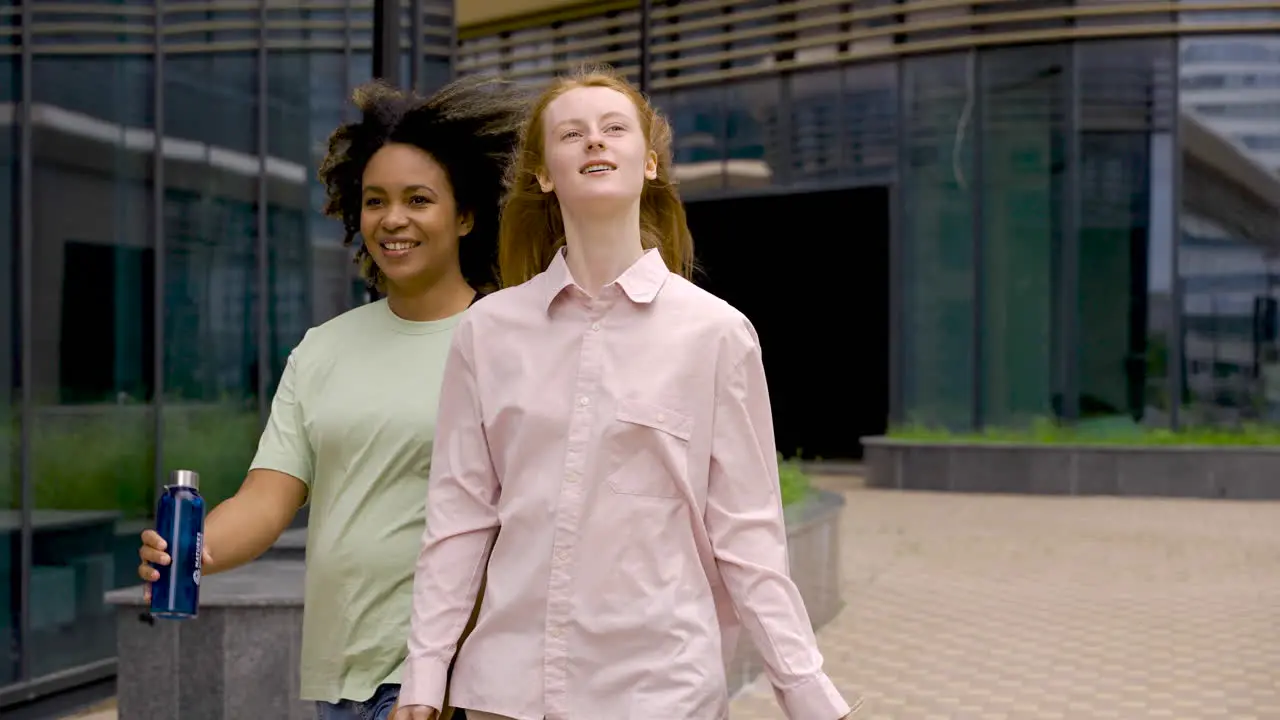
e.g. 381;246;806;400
541;246;670;312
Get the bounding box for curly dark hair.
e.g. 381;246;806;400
318;76;529;292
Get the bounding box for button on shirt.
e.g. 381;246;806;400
401;248;852;720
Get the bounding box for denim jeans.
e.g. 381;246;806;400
315;683;400;720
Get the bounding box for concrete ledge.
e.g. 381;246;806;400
863;436;1280;500
106;491;846;716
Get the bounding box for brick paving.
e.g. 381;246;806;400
731;483;1280;719
60;479;1280;720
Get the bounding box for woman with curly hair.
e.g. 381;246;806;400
134;75;526;720
394;65;857;720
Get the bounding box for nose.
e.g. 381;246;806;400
380;204;408;230
586;129;606;151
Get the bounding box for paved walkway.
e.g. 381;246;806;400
731;484;1280;719
62;481;1280;720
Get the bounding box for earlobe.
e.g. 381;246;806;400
645;151;658;181
458;212;474;237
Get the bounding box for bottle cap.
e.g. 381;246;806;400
170;469;200;490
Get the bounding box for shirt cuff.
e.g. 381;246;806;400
777;672;854;720
398;656;450;711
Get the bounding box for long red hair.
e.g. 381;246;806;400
497;63;695;288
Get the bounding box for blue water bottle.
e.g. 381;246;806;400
150;469;206;620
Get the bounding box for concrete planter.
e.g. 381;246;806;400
106;489;846;717
726;488;846;696
107;562;311;720
863;436;1280;500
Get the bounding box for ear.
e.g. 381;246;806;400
457;209;474;237
644;150;658;181
536;167;555;194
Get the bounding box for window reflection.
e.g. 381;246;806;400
841;63;897;185
979;45;1067;427
790;70;841;185
724;78;779;191
160;48;262;520
28;51;155;678
0;47;18;687
1178;36;1280;425
660;86;727;195
900;53;976;429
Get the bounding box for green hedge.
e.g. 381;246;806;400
890;416;1280;447
23;405;259;518
778;454;811;506
13;406;814;517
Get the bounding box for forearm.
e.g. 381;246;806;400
202;470;305;575
401;527;496;709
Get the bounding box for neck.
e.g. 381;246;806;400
561;199;645;296
384;268;475;322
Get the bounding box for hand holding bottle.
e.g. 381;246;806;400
137;528;214;604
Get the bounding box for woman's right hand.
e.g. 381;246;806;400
390;705;436;720
137;529;214;603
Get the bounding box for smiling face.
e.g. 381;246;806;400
359;142;473;290
537;86;658;212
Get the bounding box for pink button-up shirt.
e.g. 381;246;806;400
401;248;852;720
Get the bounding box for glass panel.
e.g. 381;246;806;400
900;53;976;429
842;62;898;186
790;69;841;186
419;0;453;93
161;48;261;513
1177;35;1280;426
0;47;19;687
266;48;332;396
1077;39;1177;427
979;45;1068;426
420;55;452;96
663;86;726;197
28;53;155;678
348;51;373;122
724;78;779;192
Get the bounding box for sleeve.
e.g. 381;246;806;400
704;322;853;720
399;316;501;711
248;336;315;493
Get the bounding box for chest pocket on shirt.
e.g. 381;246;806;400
606;398;693;499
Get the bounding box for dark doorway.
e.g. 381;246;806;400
60;241;155;403
686;186;890;461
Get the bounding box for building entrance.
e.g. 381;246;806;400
685;186;890;460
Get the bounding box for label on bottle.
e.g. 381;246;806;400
193;531;203;586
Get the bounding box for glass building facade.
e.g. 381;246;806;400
1;0;452;705
459;2;1280;434
4;0;1279;707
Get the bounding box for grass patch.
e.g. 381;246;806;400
889;416;1280;447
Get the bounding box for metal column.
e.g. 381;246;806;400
256;0;271;426
969;49;986;430
1060;45;1081;422
373;0;403;88
17;0;34;685
152;0;169;520
1168;39;1184;429
639;0;652;94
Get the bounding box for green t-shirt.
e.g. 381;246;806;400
249;298;461;703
